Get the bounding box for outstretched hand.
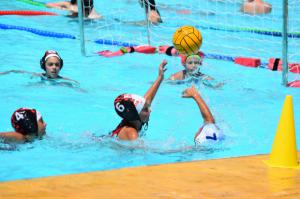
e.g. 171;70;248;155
159;60;167;78
182;85;199;98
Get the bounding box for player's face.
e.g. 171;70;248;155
45;57;61;78
185;57;202;74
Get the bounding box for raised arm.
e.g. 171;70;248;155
144;60;167;104
182;85;215;123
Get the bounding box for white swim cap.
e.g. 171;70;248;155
194;123;222;145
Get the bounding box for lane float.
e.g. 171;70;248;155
287;80;300;88
234;57;261;68
268;58;300;74
0;10;57;16
16;0;46;7
234;57;300;73
0;23;75;39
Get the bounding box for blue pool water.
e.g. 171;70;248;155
0;0;300;181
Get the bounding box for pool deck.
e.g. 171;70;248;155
1;153;300;199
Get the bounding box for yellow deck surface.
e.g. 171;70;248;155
1;153;300;199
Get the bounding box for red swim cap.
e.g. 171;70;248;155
11;108;39;135
40;50;63;70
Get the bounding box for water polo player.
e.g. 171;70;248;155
0;50;78;84
159;46;223;88
169;53;206;80
182;86;223;145
40;50;64;79
111;60;167;140
0;108;46;143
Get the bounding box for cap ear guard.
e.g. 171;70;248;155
40;50;64;71
40;56;45;70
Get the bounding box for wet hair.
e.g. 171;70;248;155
11;108;38;136
40;50;63;71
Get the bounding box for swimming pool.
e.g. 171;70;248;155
0;0;299;182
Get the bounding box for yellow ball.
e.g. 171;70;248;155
172;26;202;55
